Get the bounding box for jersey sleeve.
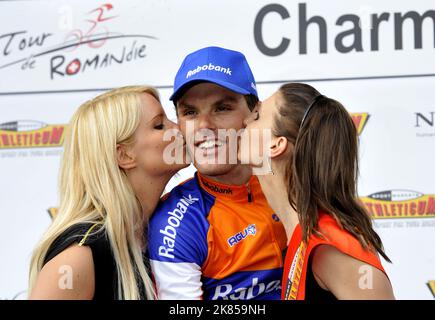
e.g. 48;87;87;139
147;192;210;299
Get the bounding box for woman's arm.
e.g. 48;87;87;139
29;244;95;300
311;244;395;300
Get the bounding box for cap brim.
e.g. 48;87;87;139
170;77;252;102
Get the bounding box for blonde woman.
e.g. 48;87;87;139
29;86;188;300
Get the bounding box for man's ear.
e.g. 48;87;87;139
116;144;136;170
270;136;288;159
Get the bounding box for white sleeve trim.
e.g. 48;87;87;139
150;259;203;300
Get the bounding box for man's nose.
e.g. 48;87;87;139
197;113;216;130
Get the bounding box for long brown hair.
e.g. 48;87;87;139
273;83;390;262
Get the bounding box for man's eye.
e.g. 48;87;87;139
216;105;231;112
154;124;164;130
183;110;196;116
254;111;260;120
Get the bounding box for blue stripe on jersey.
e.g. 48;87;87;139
148;175;215;265
202;268;283;300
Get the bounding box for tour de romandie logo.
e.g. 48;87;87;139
0;120;65;149
360;190;435;219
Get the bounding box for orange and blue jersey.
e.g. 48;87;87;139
147;172;287;300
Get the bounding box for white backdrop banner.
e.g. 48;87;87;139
0;0;434;300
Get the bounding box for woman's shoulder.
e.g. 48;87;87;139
30;243;95;299
314;212;362;250
31;224;101;299
44;222;106;265
310;212;384;271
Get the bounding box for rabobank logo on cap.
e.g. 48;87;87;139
170;46;258;102
186;63;232;79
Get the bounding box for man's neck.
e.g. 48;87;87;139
257;173;299;241
202;165;253;186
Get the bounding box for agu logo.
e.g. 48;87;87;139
350;113;369;135
360;190;435;219
0;120;65;149
227;224;257;247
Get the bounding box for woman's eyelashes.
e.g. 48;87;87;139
253;110;260;121
154;121;164;130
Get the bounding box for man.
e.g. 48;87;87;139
147;46;287;300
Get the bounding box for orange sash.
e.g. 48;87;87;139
282;212;386;300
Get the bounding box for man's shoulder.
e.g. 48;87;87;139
149;174;214;237
152;176;203;218
147;176;211;264
160;175;197;201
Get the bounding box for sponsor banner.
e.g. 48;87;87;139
361;190;435;219
415;111;435;138
1;0;435;93
0;121;65;149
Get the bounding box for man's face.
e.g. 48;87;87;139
176;82;252;177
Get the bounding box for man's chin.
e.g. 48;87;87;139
193;162;237;177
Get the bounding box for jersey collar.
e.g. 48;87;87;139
196;171;259;202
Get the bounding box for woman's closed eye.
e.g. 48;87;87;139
154;122;164;130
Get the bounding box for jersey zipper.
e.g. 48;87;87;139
246;182;252;202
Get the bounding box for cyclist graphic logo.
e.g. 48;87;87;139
63;3;118;53
0;3;158;82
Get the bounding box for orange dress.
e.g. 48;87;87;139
282;211;387;300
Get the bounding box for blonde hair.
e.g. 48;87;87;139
29;85;159;299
